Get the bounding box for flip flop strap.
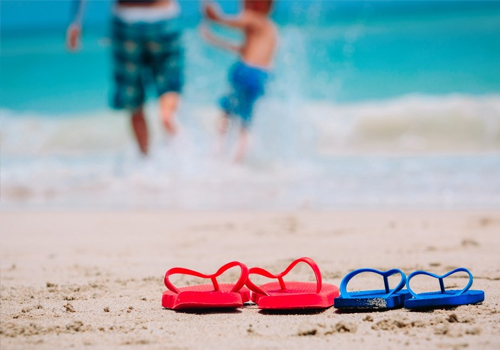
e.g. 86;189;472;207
406;267;473;299
340;268;406;298
164;261;249;294
246;257;323;296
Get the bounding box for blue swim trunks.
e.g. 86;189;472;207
220;61;270;128
111;16;183;110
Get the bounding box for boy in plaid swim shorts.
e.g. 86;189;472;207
67;0;183;155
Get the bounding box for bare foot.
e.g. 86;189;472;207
159;92;180;136
161;115;178;135
233;129;249;162
215;115;231;155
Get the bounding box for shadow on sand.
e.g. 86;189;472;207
163;307;243;315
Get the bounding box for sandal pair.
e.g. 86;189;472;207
334;267;485;311
162;257;339;310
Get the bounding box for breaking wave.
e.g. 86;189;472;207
2;93;500;209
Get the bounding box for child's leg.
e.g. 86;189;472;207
233;127;250;162
150;26;183;136
215;112;231;154
131;108;149;155
218;112;231;135
159;92;179;135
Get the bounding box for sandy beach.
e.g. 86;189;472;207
1;211;499;349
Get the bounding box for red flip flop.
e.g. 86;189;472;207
245;257;339;310
162;261;250;310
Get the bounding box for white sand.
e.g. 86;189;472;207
1;211;499;349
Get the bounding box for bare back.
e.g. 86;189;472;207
240;11;277;68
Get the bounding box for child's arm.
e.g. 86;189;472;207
203;2;254;30
71;0;86;26
66;0;86;52
200;23;242;53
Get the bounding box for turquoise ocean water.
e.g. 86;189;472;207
1;1;500;209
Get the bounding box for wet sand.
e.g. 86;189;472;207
1;211;499;349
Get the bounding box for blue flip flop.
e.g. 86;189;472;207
334;268;411;310
404;268;485;309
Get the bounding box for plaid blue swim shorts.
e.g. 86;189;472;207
111;16;183;110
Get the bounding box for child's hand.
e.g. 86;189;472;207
66;23;81;52
204;2;219;21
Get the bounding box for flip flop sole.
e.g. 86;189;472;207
162;284;250;310
252;282;339;310
334;289;411;310
404;290;485;309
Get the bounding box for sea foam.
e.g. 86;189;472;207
2;94;500;209
2;94;500;155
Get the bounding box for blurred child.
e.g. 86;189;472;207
202;0;277;161
67;0;183;156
